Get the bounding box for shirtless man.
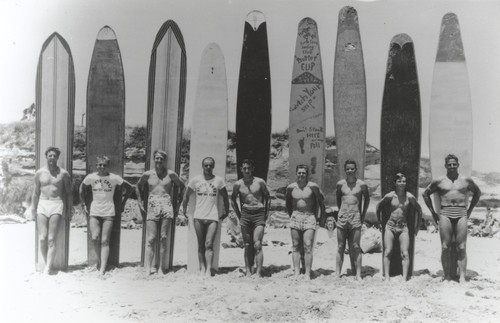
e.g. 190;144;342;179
32;147;72;274
136;149;185;275
335;160;370;280
231;159;270;277
376;173;422;281
183;157;230;276
79;155;134;275
285;165;325;279
422;154;481;283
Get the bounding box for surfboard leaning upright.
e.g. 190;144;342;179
187;43;228;274
333;6;367;181
86;26;126;268
236;10;272;181
380;34;421;279
35;32;75;272
289;17;325;190
142;20;186;271
429;13;473;281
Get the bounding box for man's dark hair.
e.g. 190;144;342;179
395;172;406;182
344;159;357;169
445;154;459;164
45;146;61;158
241;159;255;168
296;164;309;174
202;156;215;166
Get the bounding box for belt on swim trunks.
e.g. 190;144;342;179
440;206;467;219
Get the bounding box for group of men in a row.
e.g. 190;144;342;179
33;147;481;282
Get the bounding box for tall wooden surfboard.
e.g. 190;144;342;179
333;6;367;181
35;32;75;272
187;43;228;274
142;20;186;271
236;10;272;181
380;34;421;279
289;17;325;190
86;26;125;268
429;13;472;281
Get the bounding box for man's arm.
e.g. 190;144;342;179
230;182;242;219
136;173;148;216
422;180;439;224
408;193;423;233
285;185;293;217
336;182;342;211
169;171;186;213
220;187;230;221
31;171;41;220
376;193;391;225
120;180;134;211
311;185;325;226
466;178;481;217
79;180;89;214
260;179;271;220
63;171;73;220
361;183;370;223
182;186;194;215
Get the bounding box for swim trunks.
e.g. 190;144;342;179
336;210;361;231
290;211;317;231
440;206;467;219
37;199;63;217
147;194;174;221
385;219;409;236
240;206;266;230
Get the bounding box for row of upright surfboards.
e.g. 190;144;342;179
35;7;472;276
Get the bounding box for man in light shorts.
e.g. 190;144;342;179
285;164;325;279
136;149;185;275
335;160;370;280
183;157;229;277
32;147;72;274
422;154;481;283
79;155;133;275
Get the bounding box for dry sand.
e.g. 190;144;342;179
1;222;500;322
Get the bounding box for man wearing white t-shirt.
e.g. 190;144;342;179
79;155;133;275
183;157;229;276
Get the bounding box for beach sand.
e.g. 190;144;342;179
1;223;499;322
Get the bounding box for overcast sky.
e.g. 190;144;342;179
1;0;499;172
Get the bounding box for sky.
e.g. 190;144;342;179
0;0;499;173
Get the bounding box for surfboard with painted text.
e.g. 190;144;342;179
35;32;75;272
333;6;367;181
289;17;325;190
187;43;228;274
86;26;125;268
429;13;472;281
142;20;186;271
236;10;271;180
380;34;421;279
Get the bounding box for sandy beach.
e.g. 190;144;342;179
1;222;499;322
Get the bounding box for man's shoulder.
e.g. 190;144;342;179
286;182;298;190
357;179;367;186
336;179;346;186
307;181;320;189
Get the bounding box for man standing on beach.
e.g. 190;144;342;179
136;149;185;275
231;159;270;277
32;147;72;274
376;173;422;281
285;164;325;279
422;154;481;283
183;157;230;277
79;155;134;275
335;160;370;280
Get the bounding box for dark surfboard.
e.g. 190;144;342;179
35;32;75;272
142;20;186;271
236;10;272;180
380;33;421;279
86;26;125;268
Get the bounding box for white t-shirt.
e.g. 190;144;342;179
189;175;225;222
83;173;124;217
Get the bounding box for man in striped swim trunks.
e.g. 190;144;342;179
422;154;481;283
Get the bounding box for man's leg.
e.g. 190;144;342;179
241;222;254;277
290;229;302;277
145;220;158;274
253;225;265;277
160;218;173;274
204;221;218;277
399;230;410;281
348;227;362;280
438;215;453;280
456;216;468;283
303;228;315;279
99;219;114;275
336;228;348;277
45;214;62;274
383;228;395;281
89;216;102;269
194;220;207;273
36;213;49;271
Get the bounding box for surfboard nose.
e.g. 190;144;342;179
96;25;117;40
246;10;266;31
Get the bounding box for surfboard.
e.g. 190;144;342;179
142;20;186;271
86;26;125;268
187;43;228;274
333;6;367;273
380;34;421;279
429;13;472;281
333;6;367;182
236;10;272;181
289;17;325;190
35;32;75;272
